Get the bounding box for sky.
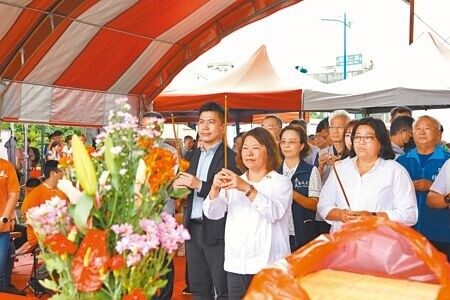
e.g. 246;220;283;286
167;0;450;141
171;0;449;84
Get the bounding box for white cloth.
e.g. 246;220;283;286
203;170;293;275
430;159;450;194
317;157;418;233
282;161;297;235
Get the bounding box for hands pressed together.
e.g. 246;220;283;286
212;168;247;192
339;209;375;223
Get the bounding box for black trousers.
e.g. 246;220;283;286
153;260;174;300
227;272;254;300
186;222;227;300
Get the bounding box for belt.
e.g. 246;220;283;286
190;218;203;224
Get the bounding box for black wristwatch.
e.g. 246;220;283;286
1;217;8;224
444;194;450;204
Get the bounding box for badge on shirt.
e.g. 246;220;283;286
0;170;7;178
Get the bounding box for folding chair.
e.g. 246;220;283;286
15;242;46;297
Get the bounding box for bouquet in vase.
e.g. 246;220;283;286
26;98;190;300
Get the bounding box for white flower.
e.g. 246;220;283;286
119;169;127;176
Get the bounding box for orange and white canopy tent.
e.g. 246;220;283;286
153;45;303;117
0;0;301;127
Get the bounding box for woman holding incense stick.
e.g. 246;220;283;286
317;117;418;233
203;127;292;299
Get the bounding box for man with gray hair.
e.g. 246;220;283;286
318;110;351;183
397;115;450;260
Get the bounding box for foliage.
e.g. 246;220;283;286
26;99;190;299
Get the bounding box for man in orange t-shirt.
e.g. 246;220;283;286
21;160;68;247
0;158;20;292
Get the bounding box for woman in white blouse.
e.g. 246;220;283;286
203;127;293;299
317;117;418;233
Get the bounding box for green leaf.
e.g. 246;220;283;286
169;188;190;199
74;192;94;234
104;135;120;189
49;294;72;300
40;279;59;292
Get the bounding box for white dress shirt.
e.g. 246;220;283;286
430;159;450;194
203;170;293;275
317;157;418;233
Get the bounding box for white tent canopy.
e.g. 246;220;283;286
302;32;450;112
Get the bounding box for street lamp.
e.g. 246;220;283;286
321;13;351;80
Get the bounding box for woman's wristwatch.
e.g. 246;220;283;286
444;194;450;204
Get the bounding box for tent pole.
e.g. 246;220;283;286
236;110;240;135
24;123;28;184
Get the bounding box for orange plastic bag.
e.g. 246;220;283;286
245;218;450;299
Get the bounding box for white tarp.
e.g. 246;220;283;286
302;32;450;112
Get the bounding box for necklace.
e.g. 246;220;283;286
247;170;271;182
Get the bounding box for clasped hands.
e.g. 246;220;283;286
211;168;246;193
339;209;375;223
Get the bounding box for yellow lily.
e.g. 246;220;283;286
72;135;97;196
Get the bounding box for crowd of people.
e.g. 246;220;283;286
174;103;449;299
1;103;449;299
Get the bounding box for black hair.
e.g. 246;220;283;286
53;130;63;137
199;102;225;123
141;111;163;119
26;178;42;188
262;114;283;128
289;119;307;131
350;117;395;160
316;117;329;133
183;135;194;142
43;160;60;179
390;115;414;136
280;125;311;158
65;134;73;144
50;141;60;150
390;106;412;120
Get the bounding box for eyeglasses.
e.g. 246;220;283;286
279;140;301;146
329;125;345;131
402;130;413;136
344;133;352;138
353;135;376;144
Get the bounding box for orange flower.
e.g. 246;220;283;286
144;148;177;192
43;233;77;256
72;230;108;293
85;145;96;156
123;288;146;300
58;156;73;168
179;159;190;172
108;255;125;271
137;137;153;149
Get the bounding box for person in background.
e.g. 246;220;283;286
426;159;450;260
5;178;40;296
438;125;449;152
0;158;20;294
318;110;351;183
279;126;321;251
343;120;358;152
308;134;316;147
389;115;415;158
182;135;195;157
390;105;412;121
318;117;417;233
232;132;245;153
79;133;87;145
21;161;68;247
289;119;319;167
173;102;240;300
261;114;283;142
397;115;450;259
45;141;61;161
15;138;35;184
204;127;292;299
314;117;332;159
62;135;73;158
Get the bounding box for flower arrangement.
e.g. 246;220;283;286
26;98;190;299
